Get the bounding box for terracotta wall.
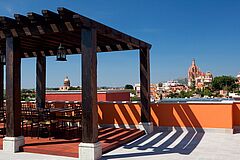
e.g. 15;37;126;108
46;92;130;102
106;92;130;101
233;102;240;126
98;102;234;129
46;93;82;101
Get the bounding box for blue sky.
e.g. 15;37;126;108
0;0;240;88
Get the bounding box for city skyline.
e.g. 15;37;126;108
0;0;239;88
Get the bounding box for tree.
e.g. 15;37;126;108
203;88;212;97
212;76;238;92
125;84;134;89
190;80;196;91
69;86;81;90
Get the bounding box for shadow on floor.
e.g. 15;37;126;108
101;128;205;160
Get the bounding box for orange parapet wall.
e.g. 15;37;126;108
98;103;141;125
151;103;233;129
98;102;234;129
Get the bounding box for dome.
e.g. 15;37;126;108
205;71;213;77
64;76;70;82
63;76;70;87
237;73;240;78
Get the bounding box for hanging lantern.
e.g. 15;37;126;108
56;43;67;61
0;51;5;65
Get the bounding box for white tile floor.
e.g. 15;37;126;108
102;130;240;160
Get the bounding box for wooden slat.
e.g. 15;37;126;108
105;45;112;52
50;24;59;32
116;44;123;51
64;22;74;31
96;46;101;52
66;49;72;54
76;48;81;53
40;51;45;56
32;51;37;57
24;52;29;58
37;26;45;34
0;31;5;39
27;12;53;34
23;27;32;36
49;50;54;56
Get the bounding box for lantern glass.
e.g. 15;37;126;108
56;43;67;61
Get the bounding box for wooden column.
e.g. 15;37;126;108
5;37;21;137
0;62;3;111
36;55;46;109
140;47;151;122
81;27;98;143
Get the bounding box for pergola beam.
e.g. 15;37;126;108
1;8;151;56
73;14;151;49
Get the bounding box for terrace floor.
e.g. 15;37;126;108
102;129;240;160
0;127;145;158
1;129;240;160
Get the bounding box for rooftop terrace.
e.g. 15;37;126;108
1;129;240;160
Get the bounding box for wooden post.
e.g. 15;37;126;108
5;37;21;137
36;55;46;109
140;47;150;123
0;62;3;111
81;27;98;143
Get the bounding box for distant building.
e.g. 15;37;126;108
159;80;188;98
188;59;201;87
195;71;213;89
59;76;71;91
188;59;213;89
220;90;228;97
237;72;240;85
162;80;180;88
134;83;158;101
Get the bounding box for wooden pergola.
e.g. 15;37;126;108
0;8;152;159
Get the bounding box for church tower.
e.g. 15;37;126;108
188;59;201;87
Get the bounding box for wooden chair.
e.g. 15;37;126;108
21;107;39;137
37;108;58;139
